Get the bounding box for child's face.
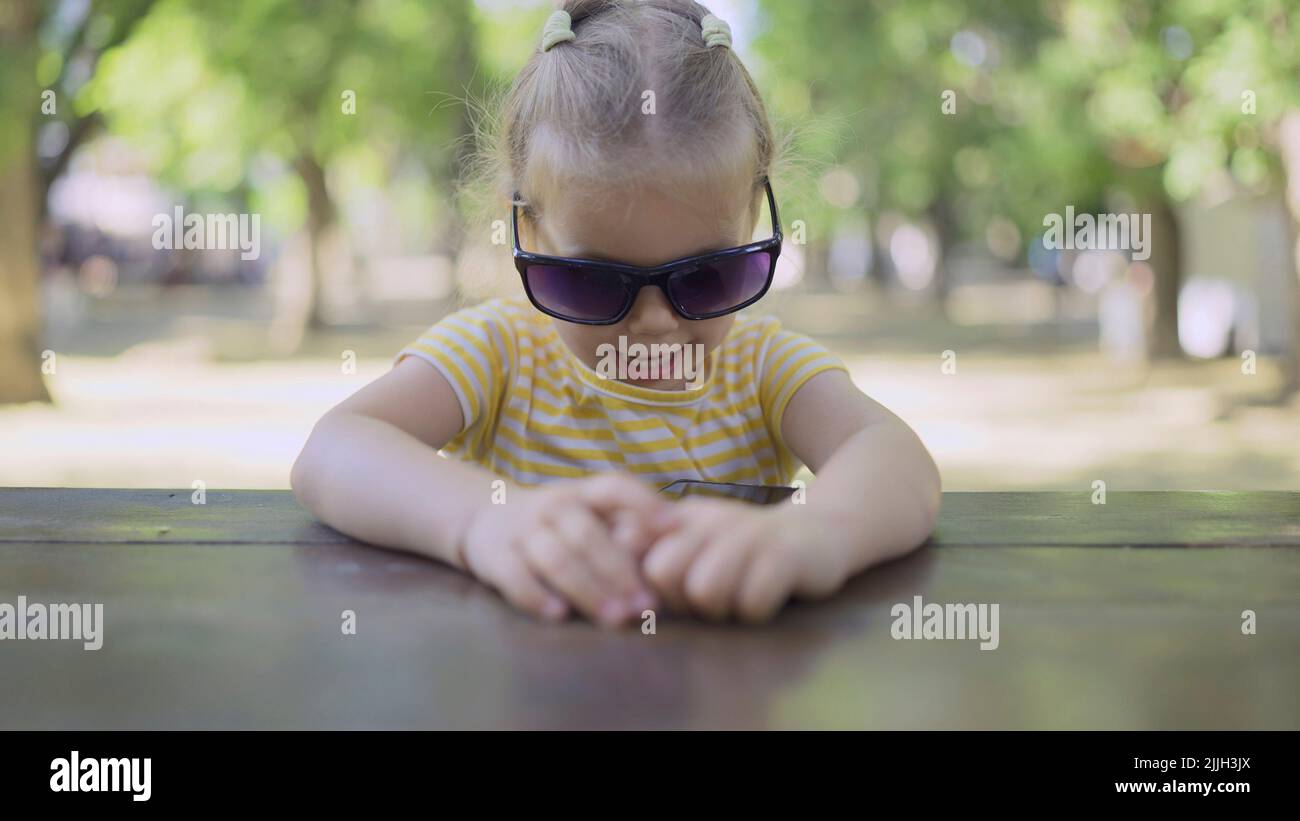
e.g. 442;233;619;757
526;179;758;391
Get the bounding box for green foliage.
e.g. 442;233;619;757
82;0;480;237
14;0;1300;254
753;0;1300;250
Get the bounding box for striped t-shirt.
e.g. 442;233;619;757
395;295;848;488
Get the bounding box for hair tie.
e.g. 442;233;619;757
541;9;576;51
701;13;732;49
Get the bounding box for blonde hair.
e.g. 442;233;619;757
527;2;776;205
457;0;784;297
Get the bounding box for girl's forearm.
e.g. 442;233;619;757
290;411;505;568
797;422;942;574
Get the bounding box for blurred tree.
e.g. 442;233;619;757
0;0;46;404
0;0;155;405
1030;0;1300;369
88;0;481;331
751;1;1071;302
1280;111;1300;391
754;0;1299;373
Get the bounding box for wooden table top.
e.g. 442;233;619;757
1;488;1297;729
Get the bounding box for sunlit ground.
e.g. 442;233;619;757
4;300;1296;491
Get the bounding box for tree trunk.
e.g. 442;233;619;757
0;0;51;405
1145;195;1183;359
927;199;956;317
295;153;336;329
1278;110;1300;395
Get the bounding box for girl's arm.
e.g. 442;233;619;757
779;368;942;572
640;368;940;621
289;357;498;570
290;357;669;625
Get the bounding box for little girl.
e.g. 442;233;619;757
291;0;940;627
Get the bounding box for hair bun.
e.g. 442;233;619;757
541;9;576;51
700;13;732;49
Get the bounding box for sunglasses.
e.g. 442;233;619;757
512;179;782;325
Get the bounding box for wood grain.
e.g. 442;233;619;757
0;489;1296;729
3;488;1298;546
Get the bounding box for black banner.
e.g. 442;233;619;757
1;730;1288;808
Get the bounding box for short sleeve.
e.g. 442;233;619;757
395;299;516;445
755;317;849;455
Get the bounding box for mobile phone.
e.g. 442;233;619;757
658;479;796;505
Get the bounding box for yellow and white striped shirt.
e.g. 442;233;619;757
395;296;847;488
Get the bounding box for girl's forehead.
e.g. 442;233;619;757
534;177;756;265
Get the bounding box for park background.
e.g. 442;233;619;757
1;0;1298;491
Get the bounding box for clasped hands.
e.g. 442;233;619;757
456;473;848;627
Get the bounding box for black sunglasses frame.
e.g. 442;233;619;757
511;179;782;325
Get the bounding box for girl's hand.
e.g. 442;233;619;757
641;498;848;623
456;473;678;627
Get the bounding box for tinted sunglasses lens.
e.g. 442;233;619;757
525;264;629;321
668;251;773;316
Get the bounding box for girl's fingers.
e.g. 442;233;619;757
642;526;710;614
683;535;757;620
611;506;682;559
466;540;568;622
551;506;654;612
519;528;623;626
573;473;676;526
736;547;800;624
610;510;642;552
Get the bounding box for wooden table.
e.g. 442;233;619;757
1;489;1297;729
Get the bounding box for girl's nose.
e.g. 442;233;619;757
625;285;679;335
